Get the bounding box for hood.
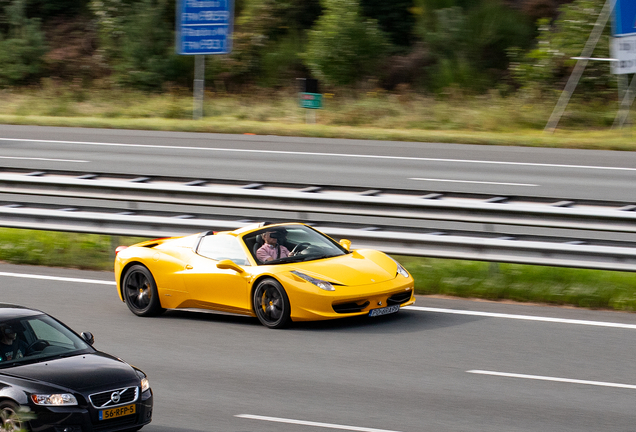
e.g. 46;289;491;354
5;352;138;392
289;249;396;286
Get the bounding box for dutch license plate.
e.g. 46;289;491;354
368;305;400;317
99;403;136;421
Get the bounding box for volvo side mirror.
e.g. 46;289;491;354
81;332;94;345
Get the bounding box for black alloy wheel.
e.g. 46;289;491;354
122;265;165;317
253;278;291;329
0;401;24;432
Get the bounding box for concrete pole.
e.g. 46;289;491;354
193;55;205;120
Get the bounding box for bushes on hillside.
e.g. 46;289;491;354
305;0;389;86
0;0;47;86
0;0;619;100
510;0;613;96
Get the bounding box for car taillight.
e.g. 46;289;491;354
115;246;128;255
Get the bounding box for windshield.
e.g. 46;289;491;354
244;225;348;265
0;314;93;367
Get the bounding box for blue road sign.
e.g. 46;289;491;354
176;0;234;55
613;0;636;37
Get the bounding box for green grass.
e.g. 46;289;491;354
2;228;636;312
0;228;146;271
397;256;636;312
0;86;634;150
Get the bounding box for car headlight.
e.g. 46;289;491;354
291;271;335;291
389;257;410;278
141;377;151;392
31;394;78;406
396;264;409;278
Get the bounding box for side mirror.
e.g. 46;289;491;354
216;259;245;274
339;239;351;251
81;332;94;345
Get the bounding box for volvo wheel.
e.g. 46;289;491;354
0;401;25;432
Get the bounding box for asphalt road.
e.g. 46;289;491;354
1;125;636;202
1;263;635;432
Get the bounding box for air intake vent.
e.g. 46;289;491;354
387;291;411;305
333;300;370;314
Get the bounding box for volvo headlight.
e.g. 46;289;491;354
389;257;409;278
31;394;78;406
291;271;335;291
141;377;151;392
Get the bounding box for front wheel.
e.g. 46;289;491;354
0;401;26;432
122;265;165;317
253;278;291;329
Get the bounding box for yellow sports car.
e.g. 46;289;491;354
114;222;415;328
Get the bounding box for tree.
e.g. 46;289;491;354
91;0;187;90
0;0;47;86
227;0;321;86
413;0;532;92
510;0;613;96
305;0;389;86
360;0;416;48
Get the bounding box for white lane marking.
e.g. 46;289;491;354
405;306;636;329
409;178;538;186
0;137;634;172
0;272;115;285
0;156;88;163
235;414;402;432
467;370;636;390
1;271;635;330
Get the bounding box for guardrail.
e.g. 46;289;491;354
2;171;636;271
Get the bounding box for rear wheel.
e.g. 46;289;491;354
0;401;26;432
122;265;165;317
253;278;291;329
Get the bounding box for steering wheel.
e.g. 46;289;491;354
290;242;311;256
26;339;50;355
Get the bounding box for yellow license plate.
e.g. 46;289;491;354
99;403;136;421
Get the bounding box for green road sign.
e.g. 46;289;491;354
299;92;322;109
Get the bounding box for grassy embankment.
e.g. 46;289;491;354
0;85;634;149
1;86;635;312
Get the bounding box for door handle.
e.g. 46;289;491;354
185;264;193;270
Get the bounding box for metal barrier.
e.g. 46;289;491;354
1;172;636;271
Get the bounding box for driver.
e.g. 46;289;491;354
256;230;291;262
0;324;27;362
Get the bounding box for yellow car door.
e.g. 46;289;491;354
182;234;251;314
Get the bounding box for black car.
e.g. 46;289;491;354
0;304;153;432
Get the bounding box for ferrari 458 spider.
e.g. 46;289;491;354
114;222;415;328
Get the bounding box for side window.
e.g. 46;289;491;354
197;235;250;266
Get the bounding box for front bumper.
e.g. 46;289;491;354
288;275;415;321
27;389;153;432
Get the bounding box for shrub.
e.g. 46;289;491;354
0;0;47;86
305;0;389;86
